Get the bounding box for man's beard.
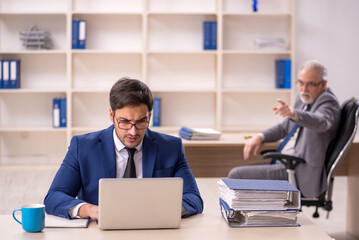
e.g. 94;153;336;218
300;92;314;104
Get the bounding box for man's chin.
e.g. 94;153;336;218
300;94;314;104
125;142;138;148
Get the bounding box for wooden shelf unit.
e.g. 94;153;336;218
0;0;295;164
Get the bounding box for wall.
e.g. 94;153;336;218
295;0;359;103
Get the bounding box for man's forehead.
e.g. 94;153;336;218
300;68;320;81
115;111;149;121
118;115;148;121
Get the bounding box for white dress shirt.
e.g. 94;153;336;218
69;129;143;218
113;129;143;178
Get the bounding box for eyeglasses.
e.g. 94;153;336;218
296;79;323;89
116;119;149;130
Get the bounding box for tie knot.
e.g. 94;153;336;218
125;147;136;157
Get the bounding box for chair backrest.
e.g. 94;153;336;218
325;98;359;183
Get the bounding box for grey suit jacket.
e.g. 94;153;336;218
262;88;340;198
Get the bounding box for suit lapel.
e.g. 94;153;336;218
99;125;116;178
142;129;158;178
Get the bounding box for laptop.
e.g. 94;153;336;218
98;177;183;230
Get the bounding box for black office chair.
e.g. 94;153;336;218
261;97;359;218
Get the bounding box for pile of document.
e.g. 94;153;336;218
20;25;52;49
179;127;221;140
254;37;286;50
218;179;300;227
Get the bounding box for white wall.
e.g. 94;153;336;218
295;0;359;103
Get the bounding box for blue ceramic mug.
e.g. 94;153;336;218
12;204;45;232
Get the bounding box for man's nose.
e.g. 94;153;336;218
128;124;138;135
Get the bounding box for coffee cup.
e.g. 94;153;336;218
12;204;45;232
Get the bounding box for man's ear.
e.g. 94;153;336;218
109;108;114;123
322;80;328;89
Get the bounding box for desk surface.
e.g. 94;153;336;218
1;178;331;240
181;133;359;146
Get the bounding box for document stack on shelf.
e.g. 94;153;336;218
254;37;286;50
218;179;301;228
19;25;52;49
179;127;221;140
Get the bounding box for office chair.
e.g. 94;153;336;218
261;97;359;218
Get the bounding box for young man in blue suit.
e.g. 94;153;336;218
44;77;203;220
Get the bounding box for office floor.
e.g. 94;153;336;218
300;176;358;240
0;165;357;240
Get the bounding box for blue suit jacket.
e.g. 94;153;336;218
44;126;203;219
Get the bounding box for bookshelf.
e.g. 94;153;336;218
0;0;295;164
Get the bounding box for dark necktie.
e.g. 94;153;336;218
123;147;137;178
271;104;310;164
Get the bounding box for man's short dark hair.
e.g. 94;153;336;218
109;77;154;112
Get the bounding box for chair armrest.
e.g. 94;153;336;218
261;152;306;169
260;149;277;155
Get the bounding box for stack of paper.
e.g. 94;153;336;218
45;214;90;228
19;25;52;49
254;37;286;50
179;127;221;140
218;179;300;227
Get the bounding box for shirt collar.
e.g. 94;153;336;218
113;128;143;152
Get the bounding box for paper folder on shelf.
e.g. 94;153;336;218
179;127;221;140
72;20;79;49
78;20;87;49
220;199;300;228
72;19;86;49
152;97;161;127
2;60;10;88
52;98;67;128
10;59;20;89
0;59;3;88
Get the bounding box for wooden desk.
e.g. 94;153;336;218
182;133;359;177
1;178;331;240
182;133;278;177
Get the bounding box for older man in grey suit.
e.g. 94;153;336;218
228;60;340;198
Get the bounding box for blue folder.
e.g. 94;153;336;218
0;59;3;88
220;198;300;228
53;98;67;128
203;21;211;50
9;59;20;89
210;21;217;50
78;20;87;49
275;59;291;89
152;97;161;127
222;178;299;192
52;98;60;128
59;98;67;127
72;20;79;49
219;178;301;210
2;60;10;88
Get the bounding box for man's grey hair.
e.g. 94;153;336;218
298;60;328;81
